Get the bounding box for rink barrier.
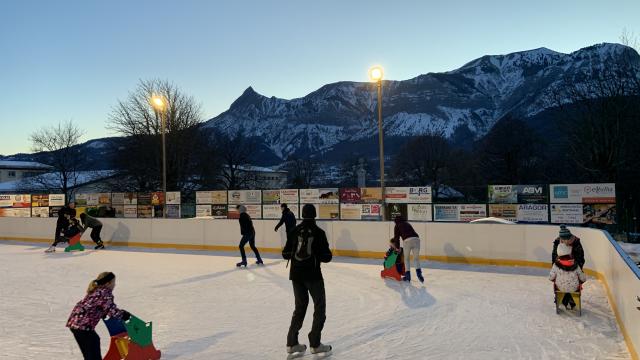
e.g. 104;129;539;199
0;218;638;359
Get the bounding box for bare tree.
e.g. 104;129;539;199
108;79;204;191
215;130;257;190
284;156;321;189
28;120;85;200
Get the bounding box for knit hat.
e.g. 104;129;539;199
237;205;247;213
301;204;316;219
559;224;571;239
557;242;572;257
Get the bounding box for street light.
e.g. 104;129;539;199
150;94;167;218
369;65;386;220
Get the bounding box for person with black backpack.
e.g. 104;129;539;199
282;204;333;357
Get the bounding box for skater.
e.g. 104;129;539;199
275;203;297;234
549;243;586;309
80;213;105;249
552;225;585;269
236;205;263;267
393;215;424;283
282;204;333;356
46;202;77;253
67;272;130;360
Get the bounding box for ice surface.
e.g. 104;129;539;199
0;242;629;359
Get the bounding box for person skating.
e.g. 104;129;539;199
80;213;105;249
45;202;76;253
66;272;130;360
282;204;333;356
275;203;297;234
236;205;263;267
549;243;586;309
393;215;424;283
552;225;585;269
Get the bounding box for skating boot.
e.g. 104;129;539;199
310;343;332;354
256;259;264;265
402;271;411;282
45;246;55;253
416;268;424;283
95;241;105;250
236;261;247;267
286;344;307;354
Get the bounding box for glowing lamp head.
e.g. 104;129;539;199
151;95;166;111
369;66;384;82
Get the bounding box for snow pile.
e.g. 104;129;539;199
0;242;629;359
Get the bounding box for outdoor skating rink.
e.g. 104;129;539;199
0;242;630;360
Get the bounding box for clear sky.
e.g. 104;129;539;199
0;0;638;155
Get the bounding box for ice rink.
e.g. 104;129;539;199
0;242;630;360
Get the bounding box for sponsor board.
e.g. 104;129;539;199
227;190;262;205
299;189;339;204
49;194;65;207
550;204;583;224
550;183;615;203
407;204;432;221
385;187;432;203
516;204;549;223
583;203;616;225
488;204;518;222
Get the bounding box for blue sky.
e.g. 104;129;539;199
0;0;638;155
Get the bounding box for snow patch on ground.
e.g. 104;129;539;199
0;242;630;360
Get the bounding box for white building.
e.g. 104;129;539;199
0;161;53;183
221;165;288;189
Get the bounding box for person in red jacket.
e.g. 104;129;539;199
67;272;130;360
393;215;424;283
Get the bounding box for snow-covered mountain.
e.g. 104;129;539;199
204;43;640;160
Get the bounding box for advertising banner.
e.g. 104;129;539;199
123;205;138;218
516;204;549;223
459;204;487;222
86;194;100;206
137;205;153;218
583;204;616;225
212;205;228;219
262;204;299;219
299;189;339;204
309;204;339;219
137;193;152;205
407;204;432;221
386;203;407;220
360;188;383;203
385;187;432;203
49;194;65;207
488;204;518;222
516;185;547;204
31;194;49;207
262;189;299;204
196;191;227;204
98;193;111;205
340;204;362;220
227;204;261;219
550;204;583;224
361;204;382;220
2;194;31;208
166;204;181;219
31;207;50;218
488;185;517;204
74;194;88;206
227;190;262;205
434;204;459;222
49;206;63;218
339;188;362;204
123;193;137;205
0;208;31;217
196;205;212;217
113;205;124;218
166;191;181;205
150;192;164;206
111;193;125;205
550;183;616;203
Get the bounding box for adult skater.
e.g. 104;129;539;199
46;201;76;253
236;205;263;267
274;203;297;234
67;272;130;360
80;213;105;249
282;204;333;356
552;225;585;269
392;215;424;283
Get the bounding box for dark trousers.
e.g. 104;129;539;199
90;226;102;244
239;234;262;262
70;329;102;360
52;221;66;246
287;279;326;348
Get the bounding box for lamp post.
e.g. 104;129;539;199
151;95;167;218
369;65;386;220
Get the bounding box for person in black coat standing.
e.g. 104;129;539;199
274;203;297;234
45;202;76;253
236;205;263;267
552;224;585;269
282;204;333;356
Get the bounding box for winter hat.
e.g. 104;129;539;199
559;225;571;239
557;243;572;257
237;205;247;213
301;204;317;219
394;215;405;224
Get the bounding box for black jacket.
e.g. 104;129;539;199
239;212;255;236
282;220;332;281
552;236;585;269
276;209;297;233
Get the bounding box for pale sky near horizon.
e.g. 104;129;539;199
0;0;638;155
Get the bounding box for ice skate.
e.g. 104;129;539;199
236;261;247;268
44;246;55;253
256;259;264;265
310;343;332;354
402;271;411;282
416;268;424;283
94;241;105;250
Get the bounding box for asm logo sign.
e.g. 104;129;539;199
520;186;542;194
554;186;569;199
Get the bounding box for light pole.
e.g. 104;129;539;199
151;95;167;218
369;65;386;220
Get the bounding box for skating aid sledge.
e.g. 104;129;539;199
380;250;405;281
64;233;85;252
103;314;161;360
554;284;582;316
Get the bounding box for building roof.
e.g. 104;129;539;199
232;165;288;174
0;160;53;170
0;170;116;192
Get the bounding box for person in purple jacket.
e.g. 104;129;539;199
66;272;130;360
392;215;424;283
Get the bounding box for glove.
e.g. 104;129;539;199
274;227;278;232
121;310;131;321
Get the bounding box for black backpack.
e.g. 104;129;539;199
294;227;315;262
